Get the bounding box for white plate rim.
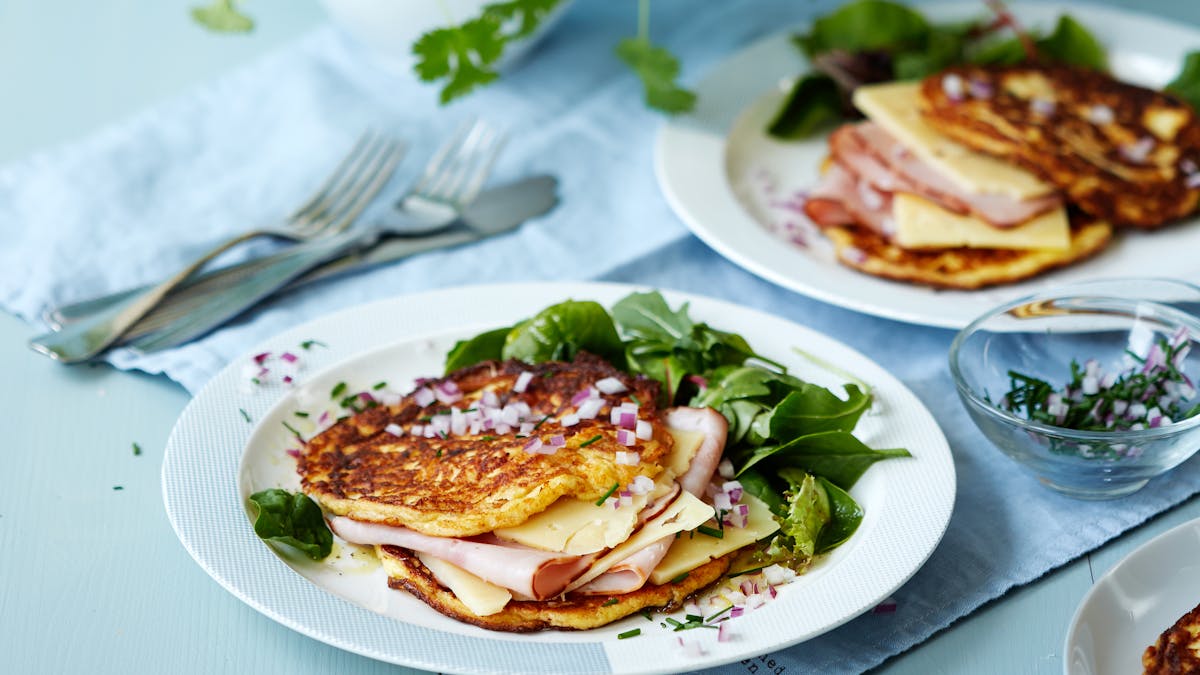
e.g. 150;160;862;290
1062;514;1200;675
655;1;1200;329
161;281;956;674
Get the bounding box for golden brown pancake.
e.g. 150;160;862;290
1144;601;1200;674
299;353;670;537
377;545;733;632
823;214;1112;289
919;64;1200;228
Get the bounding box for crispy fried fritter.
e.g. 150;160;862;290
298;353;670;537
920;65;1200;228
1144;601;1200;674
377;545;733;632
823;213;1112;289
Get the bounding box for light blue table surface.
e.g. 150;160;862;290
3;1;1200;674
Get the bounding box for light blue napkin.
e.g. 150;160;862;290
2;1;1198;673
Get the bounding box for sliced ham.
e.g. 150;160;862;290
576;407;729;595
804;162;895;235
329;516;593;600
831;122;1061;228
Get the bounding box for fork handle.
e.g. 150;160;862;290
29;229;372;363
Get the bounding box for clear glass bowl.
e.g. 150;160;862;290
949;279;1200;499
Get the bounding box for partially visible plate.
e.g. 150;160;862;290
655;2;1200;329
1064;516;1200;675
162;282;955;675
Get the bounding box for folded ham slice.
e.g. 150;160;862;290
329;516;593;600
575;407;729;595
805;122;1061;233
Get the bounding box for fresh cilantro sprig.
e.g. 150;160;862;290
614;0;696;114
191;0;253;33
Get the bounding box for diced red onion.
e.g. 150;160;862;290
494;423;511;435
481;390;500;408
1087;104;1114;124
843;246;867;264
595;377;627;394
941;73;965;101
1081;376;1099;395
677;637;704;657
1183;158;1199;174
519;422;535;435
384;423;404;437
571;387;597;405
763;564;795;585
1129;402;1148;419
500;405;520;426
280;352;298;364
285;448;300;459
686;374;708;389
616;429;637;447
513;371;533;394
410;424;424;436
618;411;637;430
282;375;294;385
451;409;467;436
318;410;330;425
1122;136;1155;163
717;622;731;643
636;420;652;440
629;475;654;495
730;606;744;619
968;78;994;99
359;391;375;403
618;491;633;508
717;459;735;479
713;493;732;512
414;387;435;407
549;434;566;447
722;481;744;503
253;352;271;364
1186;172;1200;189
523;437;543;454
619;401;639;412
873;597;898;614
615;450;640;465
576;398;604;420
1030;98;1056;116
560;413;580;427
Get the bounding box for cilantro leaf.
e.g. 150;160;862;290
485;0;563;39
191;0;253;33
615;38;696;114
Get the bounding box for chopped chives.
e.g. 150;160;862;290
300;339;327;350
293;411;309;418
669;572;689;584
372;381;387;390
131;442;142;456
282;421;303;440
664;617;684;629
617;628;641;640
330;382;347;399
579;434;603;448
629;392;642;406
594;482;620;506
705;604;733;622
640;610;653;621
601;597;619;607
532;414;551;430
238;408;252;423
696;525;724;539
481;435;495;441
728;564;769;578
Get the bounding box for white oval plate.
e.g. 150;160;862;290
656;2;1200;329
162;282;955;674
1064;515;1200;674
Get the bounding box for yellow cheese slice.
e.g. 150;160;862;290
853;81;1054;200
564;490;716;592
492;493;649;555
663;427;705;480
892;192;1071;251
416;552;512;617
648;494;779;585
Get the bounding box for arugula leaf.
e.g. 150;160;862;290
191;0;253;33
502;300;624;365
248;489;333;561
766;74;843;140
814;476;863;553
1036;15;1106;70
1167;52;1200;112
738;430;910;490
444;326;511;373
796;0;931;57
615;38;697;114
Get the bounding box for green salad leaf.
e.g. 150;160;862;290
1035;15;1107;70
444;327;511;374
739;430;910;491
766;74;844;140
248;489;333;561
191;0;253;32
1167;51;1200;112
795;0;931;56
502;300;625;365
772;469;830;559
814;476;864;553
615;38;697;115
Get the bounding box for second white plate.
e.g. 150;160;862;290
1064;516;1200;675
655;2;1200;328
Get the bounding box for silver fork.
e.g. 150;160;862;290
29;131;406;363
113;120;506;355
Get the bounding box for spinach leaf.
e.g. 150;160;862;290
766;383;872;438
1167;51;1200;112
796;0;931;57
767;74;843;140
969;35;1031;66
892;23;971;79
501;300;624;365
1036;15;1106;70
738;430;910;490
248;489;333;561
736;468;786;516
444;326;510;373
814;476;864;553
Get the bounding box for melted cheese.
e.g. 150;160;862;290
892;192;1070;251
416;552;511;617
492;493;649;554
564;490;715;592
853;81;1054;199
648;494;779;585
